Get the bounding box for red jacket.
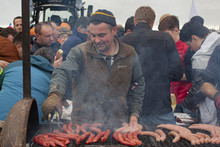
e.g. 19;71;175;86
170;40;192;104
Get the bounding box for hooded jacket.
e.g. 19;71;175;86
0;55;54;123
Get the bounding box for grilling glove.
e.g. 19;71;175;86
41;92;63;121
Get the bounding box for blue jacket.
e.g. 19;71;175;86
0;55;54;123
62;29;87;61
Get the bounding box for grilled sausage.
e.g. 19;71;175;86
86;132;95;144
155;129;166;141
92;131;106;143
141;131;161;142
89;123;102;133
169;131;180;143
196;132;211;143
101;129;110;143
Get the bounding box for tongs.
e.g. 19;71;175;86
48;111;63;128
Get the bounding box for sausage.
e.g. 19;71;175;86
86;132;95;144
193;133;205;144
196;132;211;143
157;124;191;134
189;124;220;137
122;133;137;146
155;129;166;141
51;137;70;145
74;123;81;134
76;132;90;145
33;135;50;147
101;129;111;143
169;131;180;143
118;132;136;146
48;137;66;147
80;123;90;133
89;123;102;133
132;131;142;145
141;131;161;142
67;122;74;133
92;131;106;143
179;133;200;145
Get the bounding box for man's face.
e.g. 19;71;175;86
51;22;59;43
36;25;54;46
89;23;117;54
185;35;201;52
13;18;22;32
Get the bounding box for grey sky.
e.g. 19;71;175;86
1;0;219;30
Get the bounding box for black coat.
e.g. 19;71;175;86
121;22;183;115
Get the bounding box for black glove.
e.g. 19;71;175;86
182;91;205;111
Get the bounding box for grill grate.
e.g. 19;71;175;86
28;124;220;147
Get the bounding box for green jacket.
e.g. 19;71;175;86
50;39;145;127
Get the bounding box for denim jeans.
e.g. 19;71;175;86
140;111;176;126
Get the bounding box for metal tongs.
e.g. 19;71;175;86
48;111;63;127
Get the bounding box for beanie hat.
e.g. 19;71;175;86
89;9;116;26
58;27;72;35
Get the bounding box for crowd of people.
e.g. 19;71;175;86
0;5;220;129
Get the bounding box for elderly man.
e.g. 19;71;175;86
41;9;145;129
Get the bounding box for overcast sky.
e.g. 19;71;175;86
1;0;219;30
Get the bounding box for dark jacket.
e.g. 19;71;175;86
202;45;220;122
31;40;61;55
121;22;183;115
50;39;145;128
61;29;87;61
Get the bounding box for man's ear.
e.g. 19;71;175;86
16;44;22;51
191;35;198;42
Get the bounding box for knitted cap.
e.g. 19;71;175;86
58;27;72;35
89;9;116;26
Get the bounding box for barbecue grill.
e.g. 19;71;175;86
28;123;219;147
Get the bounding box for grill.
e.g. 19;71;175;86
27;123;219;147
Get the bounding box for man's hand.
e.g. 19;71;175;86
0;60;9;69
214;92;220;109
41;92;62;121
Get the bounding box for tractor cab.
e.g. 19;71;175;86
30;0;93;29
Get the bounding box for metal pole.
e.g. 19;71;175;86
22;0;31;98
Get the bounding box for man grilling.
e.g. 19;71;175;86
41;9;145;129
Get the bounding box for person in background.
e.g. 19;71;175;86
41;9;145;129
31;22;62;68
0;28;16;42
61;16;89;61
116;24;124;38
121;6;183;126
158;14;194;118
13;16;22;33
184;16;204;82
48;21;61;54
0;47;54;124
180;18;220;125
12;32;33;59
200;45;220;124
61;16;89;100
31;22;54;54
0;36;19;68
124;16;134;36
58;27;72;46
